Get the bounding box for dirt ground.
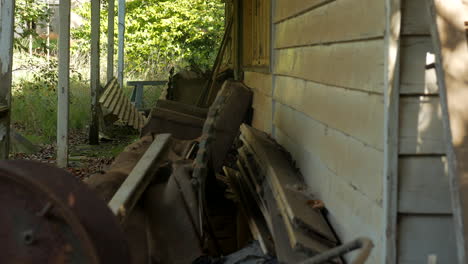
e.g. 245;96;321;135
10;126;139;179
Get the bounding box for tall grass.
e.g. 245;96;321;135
12;77;91;144
11;52;90;143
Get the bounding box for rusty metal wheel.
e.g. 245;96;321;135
0;160;130;264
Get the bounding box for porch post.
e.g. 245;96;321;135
107;0;115;82
57;0;71;167
89;0;101;145
118;0;125;89
0;0;15;159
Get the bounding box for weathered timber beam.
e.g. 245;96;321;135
108;133;171;223
89;0;100;145
117;0;125;89
427;1;468;262
383;0;401;263
107;0;115;82
57;0;71;168
0;0;15;159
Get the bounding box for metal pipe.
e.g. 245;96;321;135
298;237;374;264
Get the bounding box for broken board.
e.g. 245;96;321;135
427;0;468;263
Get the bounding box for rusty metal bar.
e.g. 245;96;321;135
108;133;171;223
298;237;374;264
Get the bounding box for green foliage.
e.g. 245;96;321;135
14;0;51;52
12;55;89;143
72;0;225;79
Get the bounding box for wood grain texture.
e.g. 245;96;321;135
400;36;438;94
89;0;101;144
398;96;444;154
274;40;385;94
275;0;385;49
398;156;451;214
57;0;71;168
427;1;468;262
273;103;384;205
383;0;401;262
274;0;333;23
274;75;384;150
397;215;457;264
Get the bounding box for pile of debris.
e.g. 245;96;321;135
222;124;341;263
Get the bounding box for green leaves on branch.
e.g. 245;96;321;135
71;0;225;79
14;0;51;52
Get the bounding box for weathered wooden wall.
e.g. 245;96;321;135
393;0;457;262
243;0;385;262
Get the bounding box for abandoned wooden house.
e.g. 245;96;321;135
1;0;468;263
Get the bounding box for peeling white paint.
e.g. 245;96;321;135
0;0;15;74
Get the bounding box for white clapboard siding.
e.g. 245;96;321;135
251;92;272;134
244;71;272;96
398;156;451;214
398;215;457;264
400;37;438;95
398;96;444;155
274;40;385;94
275;0;384;49
274;75;384;150
274;128;383;263
274;103;383;205
274;0;333;23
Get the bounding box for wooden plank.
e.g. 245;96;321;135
0;0;15;159
274;40;385;94
274;76;384;149
113;90;125;117
89;0;101;145
223;167;274;254
155;100;208;119
275;0;385;49
236;159;272;231
383;0;401;262
274;128;384;263
427;1;468;262
118;98;128;120
273;104;384;205
108;88;122;113
240;124;338;245
56;0;71;168
103;82;119;108
124;100;132;123
128;107;135;127
398;215;457;264
133;111;141;129
398;156;451;214
132;109;139;129
400;36;438;94
398;96;444;155
401;0;430;36
107;0;115;82
139;113;145;129
109;134;170;222
99;78;117;104
274;0;332;23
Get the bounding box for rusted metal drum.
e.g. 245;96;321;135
0;160;130;264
